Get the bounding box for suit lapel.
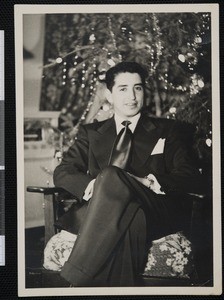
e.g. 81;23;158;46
90;114;163;170
132;115;163;166
90;118;117;169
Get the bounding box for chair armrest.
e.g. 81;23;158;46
188;193;205;199
27;186;67;244
27;186;65;195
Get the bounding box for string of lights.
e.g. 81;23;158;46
40;13;211;153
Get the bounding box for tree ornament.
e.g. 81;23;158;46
56;57;63;64
206;138;212;147
89;33;96;42
169;107;176;114
178;54;185;63
197;79;204;88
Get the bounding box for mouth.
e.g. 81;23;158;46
125;102;137;107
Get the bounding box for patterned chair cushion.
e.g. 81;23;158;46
43;230;195;279
43;230;77;272
143;232;195;279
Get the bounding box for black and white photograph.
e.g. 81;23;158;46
15;4;221;297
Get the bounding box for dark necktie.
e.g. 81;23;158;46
109;120;133;169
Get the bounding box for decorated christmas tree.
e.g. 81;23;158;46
40;12;211;170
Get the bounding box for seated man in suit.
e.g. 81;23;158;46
53;61;203;287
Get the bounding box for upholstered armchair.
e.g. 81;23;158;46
26;184;212;288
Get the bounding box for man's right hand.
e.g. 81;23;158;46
83;179;96;201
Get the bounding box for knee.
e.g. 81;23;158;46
99;166;122;178
95;166;124;186
94;166;131;200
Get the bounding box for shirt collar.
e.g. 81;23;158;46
114;113;141;134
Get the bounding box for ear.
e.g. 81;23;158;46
105;88;113;104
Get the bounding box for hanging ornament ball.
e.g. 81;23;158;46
178;54;185;63
195;36;202;44
89;34;96;42
169;107;176;114
197;79;205;88
206;138;212;147
107;59;116;67
56;57;63;64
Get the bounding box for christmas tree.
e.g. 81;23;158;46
40;12;211;169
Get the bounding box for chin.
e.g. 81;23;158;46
116;108;141;119
126;110;140;117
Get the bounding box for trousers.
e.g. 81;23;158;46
60;166;189;286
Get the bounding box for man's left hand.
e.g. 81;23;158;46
127;172;165;195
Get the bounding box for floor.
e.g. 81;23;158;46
25;226;44;288
25;226;70;288
25;226;45;269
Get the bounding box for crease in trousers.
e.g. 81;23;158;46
60;166;185;286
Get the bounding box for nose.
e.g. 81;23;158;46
130;88;136;100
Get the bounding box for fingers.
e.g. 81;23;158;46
83;179;96;201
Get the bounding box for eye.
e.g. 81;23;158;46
120;87;127;92
135;86;143;91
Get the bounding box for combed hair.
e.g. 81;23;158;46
105;61;148;91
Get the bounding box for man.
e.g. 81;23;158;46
54;62;203;287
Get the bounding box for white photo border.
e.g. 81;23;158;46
15;3;222;297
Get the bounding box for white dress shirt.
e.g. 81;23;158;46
114;113;141;134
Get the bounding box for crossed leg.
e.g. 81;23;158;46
60;166;186;286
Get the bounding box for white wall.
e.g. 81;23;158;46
23;15;59;228
23;14;46;116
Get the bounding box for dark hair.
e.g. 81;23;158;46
105;61;148;91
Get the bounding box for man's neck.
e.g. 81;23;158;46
114;113;141;133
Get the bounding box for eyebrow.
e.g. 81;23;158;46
117;83;143;88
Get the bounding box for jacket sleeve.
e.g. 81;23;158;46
53;125;94;200
155;121;205;195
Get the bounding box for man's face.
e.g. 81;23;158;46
107;72;144;119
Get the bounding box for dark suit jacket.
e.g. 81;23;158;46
54;113;203;200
